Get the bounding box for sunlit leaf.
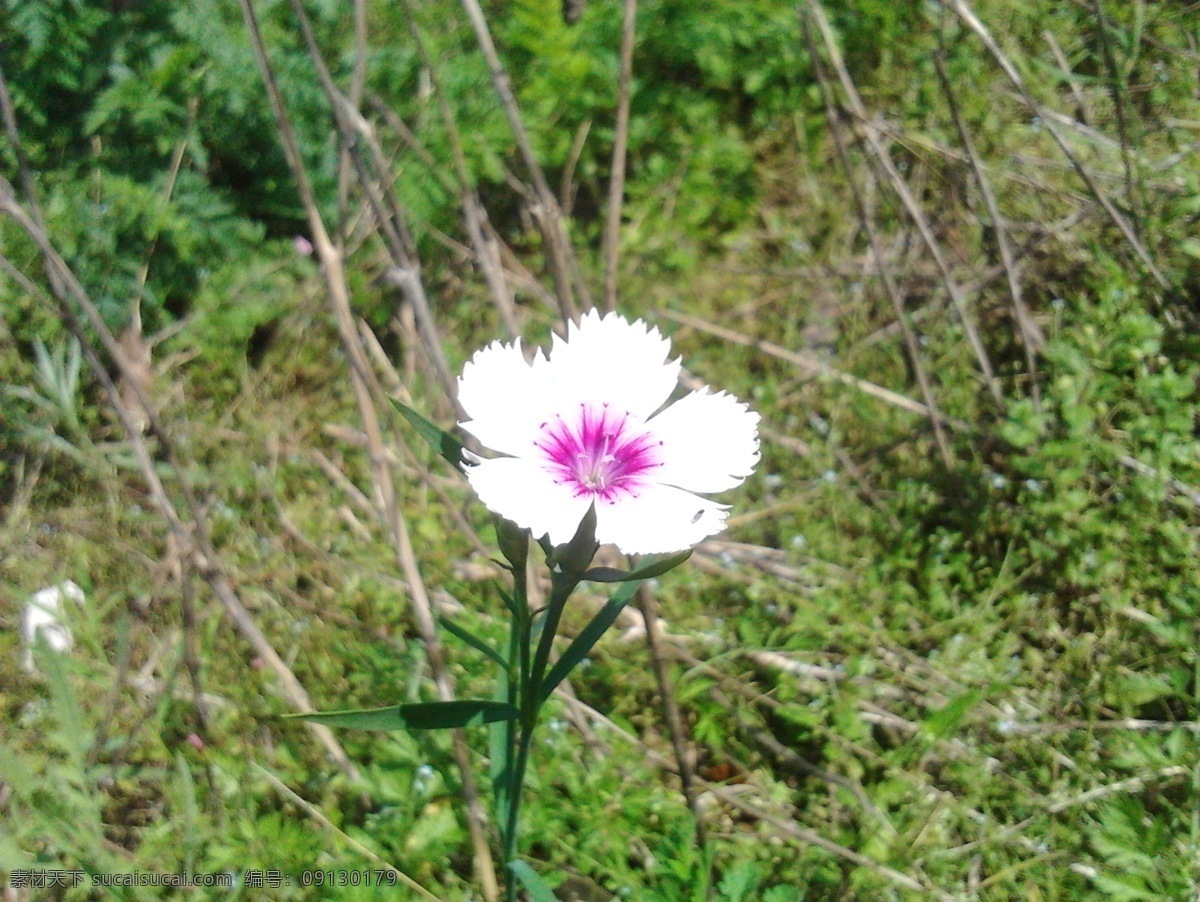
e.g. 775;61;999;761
508;860;555;902
390;398;466;470
582;549;692;582
538;580;640;703
287;700;518;731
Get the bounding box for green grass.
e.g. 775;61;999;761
3;0;1200;899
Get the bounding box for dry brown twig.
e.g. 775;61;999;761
804;0;1004;411
559;118;592;216
397;0;520;338
797;9;956;465
285;0;459;409
0;178;361;780
1042;29;1093;128
1090;0;1141;234
237;2;498;894
556;692;945;897
602;0;639;313
940;0;1169;290
933;45;1044;408
255;764;446;902
634;581;711;850
457;0;586;323
664;308;970;431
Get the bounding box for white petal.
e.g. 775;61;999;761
594;483;730;554
543;311;680;422
647;388;760;493
464;457;592;546
456;339;550;456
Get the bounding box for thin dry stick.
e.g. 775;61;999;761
1043;29;1092;127
797;14;955;464
345;0;367;236
662;309;969;431
330;0;369;242
397;0;519;337
867;112;1097;200
941;0;1169;289
1000;718;1200;736
177;560;210;732
366;99;534;326
0;63;39;220
457;0;587;321
118;100;198;436
0;186;359;779
0;61;66;303
940;765;1190;860
559;692;941;897
131;97;195;313
932;47;1044;408
255;764;446;902
237;4;497;896
805;0;1003;409
559;118;592;216
602;0;638;313
286;0;460;407
341;126;547;318
634;582;710;850
1090;0;1141;235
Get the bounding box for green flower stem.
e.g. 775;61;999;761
500;555;530;885
501;567;581;901
502;720;536;901
530;571;579;693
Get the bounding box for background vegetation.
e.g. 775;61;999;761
2;0;1198;898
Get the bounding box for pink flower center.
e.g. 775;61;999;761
535;402;662;502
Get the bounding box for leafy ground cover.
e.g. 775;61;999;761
2;0;1199;898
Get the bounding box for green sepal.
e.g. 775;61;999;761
507;860;555;902
286;700;518;731
439;616;507;669
537;579;640;704
550;503;598;578
582;549;693;583
494;515;529;570
390;398;466;470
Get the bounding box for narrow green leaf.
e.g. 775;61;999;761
582;548;692;583
489;704;512;815
390;398;466;469
538;580;640;703
440;615;507;669
496;585;521;617
287;700;518;731
508;860;555;902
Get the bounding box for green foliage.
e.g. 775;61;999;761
293;700;519;731
1089;794;1194;900
4;0;1200;899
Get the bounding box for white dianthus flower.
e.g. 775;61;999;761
457;311;760;554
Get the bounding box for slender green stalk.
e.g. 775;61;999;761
499;556;530;891
500;568;579;901
502;721;535;901
530;573;577;690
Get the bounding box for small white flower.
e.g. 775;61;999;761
21;580;85;673
457;311;760;554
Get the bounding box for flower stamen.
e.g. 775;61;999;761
538;403;660;502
